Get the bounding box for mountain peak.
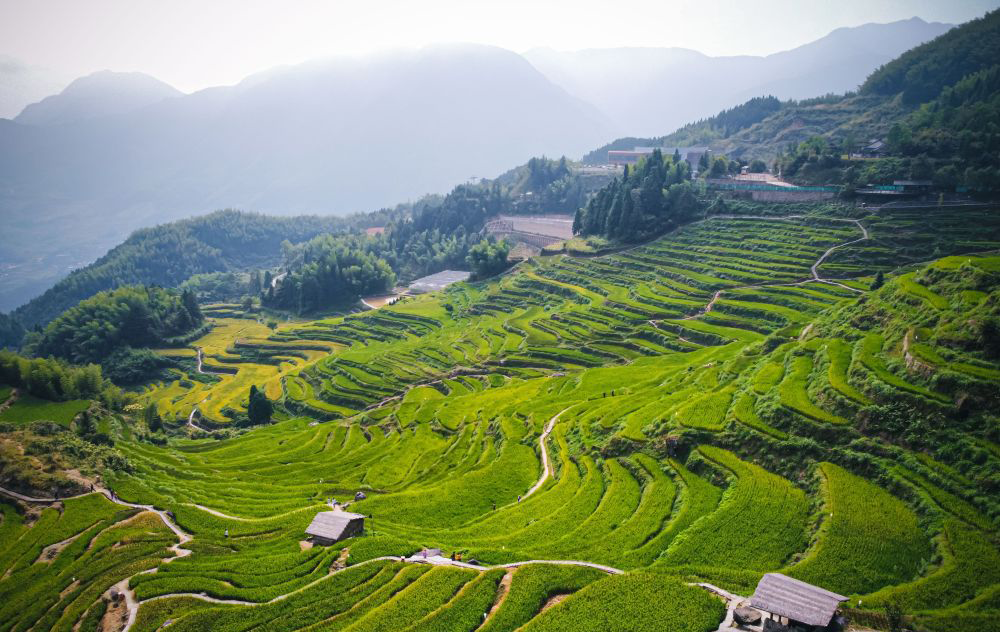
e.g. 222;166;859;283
14;69;182;126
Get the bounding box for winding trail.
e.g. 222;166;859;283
188;347;224;430
810;218;868;292
2;214;871;630
0;483;624;629
483;570;515;625
524;406;573;499
0;483;193;630
671;214;869;322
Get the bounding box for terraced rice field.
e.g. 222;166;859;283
7;208;1000;631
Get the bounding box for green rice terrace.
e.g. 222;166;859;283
2;206;1000;632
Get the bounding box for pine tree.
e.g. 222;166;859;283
871;271;885;290
604;192;624;238
76;409;94;436
247;385;273;425
181;289;202;324
143;402;163;433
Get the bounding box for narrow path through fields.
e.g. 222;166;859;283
523;406;573;499
0;483;193;630
0;483;625;630
673;214;869;321
7;214;874;630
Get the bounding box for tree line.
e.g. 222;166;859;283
0;351;122;407
23;286;204;384
8;209;395;332
573;150;704;242
265;236;397;313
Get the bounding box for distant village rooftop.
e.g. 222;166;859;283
408;270;470;294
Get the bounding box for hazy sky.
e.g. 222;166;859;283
2;0;998;92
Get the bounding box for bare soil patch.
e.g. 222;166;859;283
37;531;84;564
484;570;515;622
539;593;570;613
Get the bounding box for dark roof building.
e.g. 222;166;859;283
305;511;365;545
750;573;848;629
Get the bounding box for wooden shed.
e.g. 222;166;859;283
305;511;365;545
750;573;847;630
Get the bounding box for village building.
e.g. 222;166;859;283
857;139;886;158
854;178;935;201
608;145;710;167
408;270;470;294
304;511;365;545
748;573;847;630
608;146;658;165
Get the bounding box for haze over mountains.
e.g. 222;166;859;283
14;70;183;126
0;54;72;120
525;17;952;135
0;18;952;311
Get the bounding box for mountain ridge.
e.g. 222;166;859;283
524;17;952;135
13;70;183;126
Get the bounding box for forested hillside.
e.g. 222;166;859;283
10;210;389;330
4;156;588;333
573;149;701;241
24;286;205;383
583;9;1000;193
266;236;397;314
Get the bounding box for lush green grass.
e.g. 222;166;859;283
41;211;996;631
0;393;89;426
0;495;176;632
480;564;607;632
898;273;949;309
778;354;849;424
857;334;949;402
786;463;931;595
661;447;810;575
517;572;725;632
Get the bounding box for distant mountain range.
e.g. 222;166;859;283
0;18;953;311
525;17;952;136
0;44;611;311
14;70;183;126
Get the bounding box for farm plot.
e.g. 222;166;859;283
786;463;930;595
93;210;1000;632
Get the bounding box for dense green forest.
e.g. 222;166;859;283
24;286;204;384
0;350;120;406
9;209;395;331
580;96;782;164
466;238;512;280
0;313;24;350
264;158;587;313
2;157;593;343
862;10;1000;104
266;236;397;313
573;149;702;241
